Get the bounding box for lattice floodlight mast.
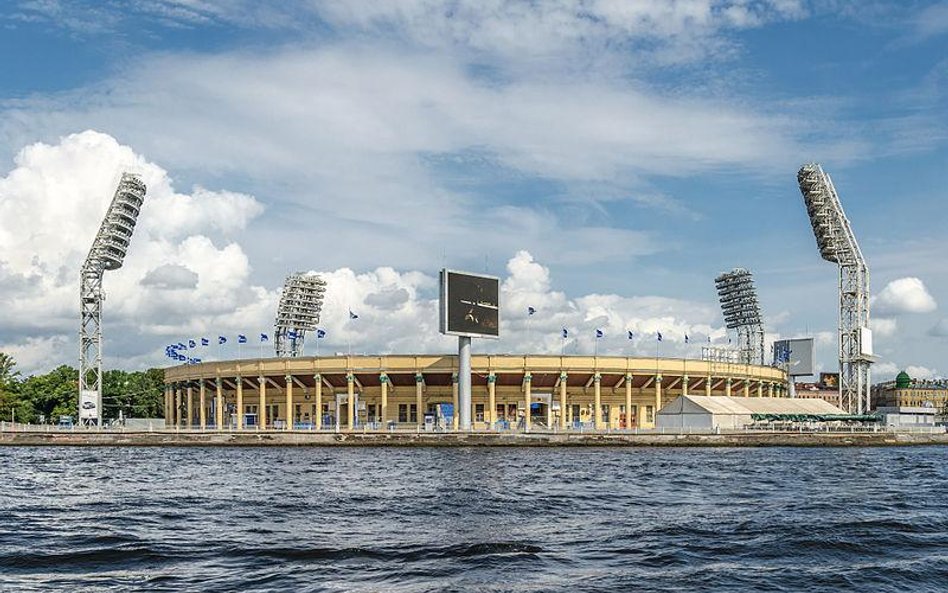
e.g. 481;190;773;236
79;173;147;427
797;163;872;414
715;268;765;366
274;273;326;357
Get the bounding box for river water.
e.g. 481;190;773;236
1;446;946;592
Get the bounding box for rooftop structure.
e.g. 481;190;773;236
657;395;850;430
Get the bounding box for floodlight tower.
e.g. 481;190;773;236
715;268;765;366
797;163;872;414
274;273;327;357
79;173;147;427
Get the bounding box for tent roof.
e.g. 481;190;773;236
660;395;846;416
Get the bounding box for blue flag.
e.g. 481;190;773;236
528;306;536;316
628;330;634;340
218;336;227;345
287;330;298;340
657;332;663;342
685;334;689;344
201;338;209;347
177;342;186;349
260;333;269;342
192;357;202;364
188;339;196;349
316;329;326;339
349;309;358;320
238;334;248;344
595;329;603;338
562;328;568;339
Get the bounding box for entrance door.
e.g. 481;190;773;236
530;402;548;427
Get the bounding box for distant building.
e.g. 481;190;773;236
794;372;841;408
871;371;948;411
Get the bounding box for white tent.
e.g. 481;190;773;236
656;395;847;430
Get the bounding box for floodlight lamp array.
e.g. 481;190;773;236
797;164;841;264
715;268;762;329
275;273;326;330
274;273;327;357
88;173;147;271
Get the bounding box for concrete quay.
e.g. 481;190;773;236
2;429;947;447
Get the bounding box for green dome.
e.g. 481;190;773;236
895;371;912;389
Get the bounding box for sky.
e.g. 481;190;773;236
0;0;946;380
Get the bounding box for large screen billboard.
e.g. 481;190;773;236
773;338;814;377
439;269;500;338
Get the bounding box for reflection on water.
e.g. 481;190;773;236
1;446;947;592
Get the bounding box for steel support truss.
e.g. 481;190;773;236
798;164;871;414
79;173;146;426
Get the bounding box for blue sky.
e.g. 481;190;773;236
0;1;946;378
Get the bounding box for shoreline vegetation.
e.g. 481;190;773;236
2;430;947;447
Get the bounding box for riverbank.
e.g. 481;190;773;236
1;429;947;447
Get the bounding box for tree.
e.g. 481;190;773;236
0;353;166;423
0;353;31;423
17;365;79;423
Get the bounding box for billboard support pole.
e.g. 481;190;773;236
458;336;472;430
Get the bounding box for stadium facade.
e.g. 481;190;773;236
163;354;787;431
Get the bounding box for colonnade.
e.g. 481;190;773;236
164;364;787;432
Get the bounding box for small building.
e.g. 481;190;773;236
657;395;849;430
794;372;842;407
875;406;937;428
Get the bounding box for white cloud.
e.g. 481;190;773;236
870;317;898;337
311;249;727;358
914;2;948;40
314;0;808;66
0;131;272;371
905;365;937;380
872;277;937;315
873;361;899;378
873;361;940;382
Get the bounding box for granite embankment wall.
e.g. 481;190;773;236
2;430;947;447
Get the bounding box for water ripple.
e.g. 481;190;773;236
1;446;947;592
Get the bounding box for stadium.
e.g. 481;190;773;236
161;354;788;431
81;163;873;432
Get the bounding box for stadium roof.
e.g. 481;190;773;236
660;395;846;416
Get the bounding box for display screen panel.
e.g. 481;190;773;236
440;269;500;338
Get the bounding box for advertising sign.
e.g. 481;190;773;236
79;389;99;421
773;338;814;376
439;269;500;338
820;372;839;388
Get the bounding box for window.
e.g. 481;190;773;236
368;404;377;422
646;405;654;424
398;404;408;423
409;404;418;423
475;404;485;422
496;404;506;421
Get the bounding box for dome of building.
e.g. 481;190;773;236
895;371;912;389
